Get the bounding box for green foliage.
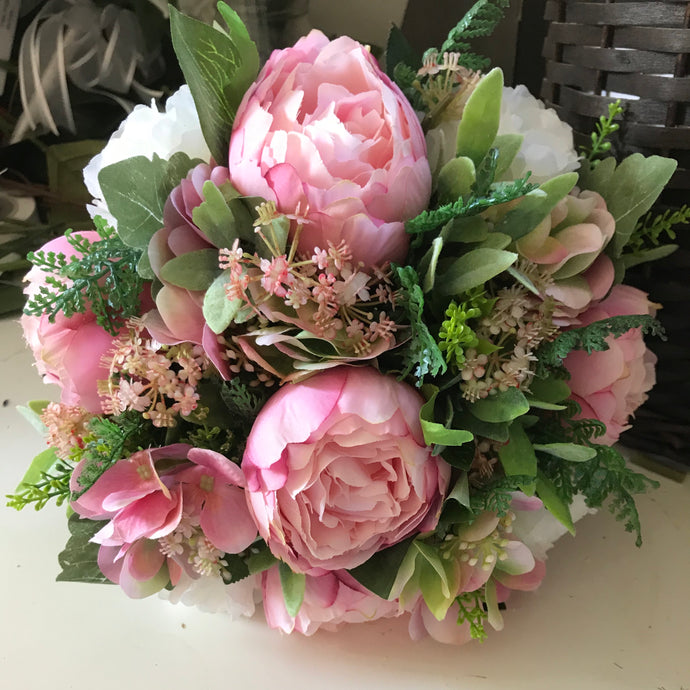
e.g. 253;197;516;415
393;265;447;384
71;412;160;498
279;561;306;617
535;314;663;375
57;515;113;584
220;378;270;427
436;247;517;296
573;446;658;547
456;590;489;641
169;3;259;165
419;388;474;451
182;425;235;456
348;537;415;599
385;24;419;79
578;153;677;257
431;0;511;72
438;292;491;367
406;175;537;236
580;100;623;165
6;451;73;511
23;218;144;336
627;205;689;254
469;475;535;517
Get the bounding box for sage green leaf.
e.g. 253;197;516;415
533;443;597;462
57;515;113;584
453;410;509;442
203;269;243;333
423;236;444;293
456;67;503;167
415;541;458;620
506;264;540;295
99;152;200;249
246;542;278;574
437;247;517;296
446;472;471;508
479;232;512;250
536;471;575;534
498;421;537;478
170;4;259;165
279;561;306;617
493;133;524;178
437;156;476;204
528;376;571;403
348;536;415;599
494;172;578;241
16;400;50;435
420;390;474;448
192;180;248;248
159;248;221;291
622;244;678;270
15;447;58;491
137;251;155;280
469;387;529;423
579;154;677;257
441;215;489;244
526;399;567;411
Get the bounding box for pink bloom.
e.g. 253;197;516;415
20;232;120;413
242;366;450;573
144;163;231;378
228;30;431;269
564;284;658;445
71;444;257;598
262;567;401;635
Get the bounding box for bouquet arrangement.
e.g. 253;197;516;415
9;1;677;644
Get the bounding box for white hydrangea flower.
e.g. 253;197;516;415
498;85;580;184
159;572;260;618
83;85;210;226
511;494;595;561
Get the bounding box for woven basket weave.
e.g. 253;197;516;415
540;0;690;471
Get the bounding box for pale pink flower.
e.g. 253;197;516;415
243;366;450;574
564;284;658;445
228;30;431;269
260;256;293;297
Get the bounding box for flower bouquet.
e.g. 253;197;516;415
9;0;678;644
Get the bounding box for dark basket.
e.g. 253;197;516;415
540;0;690;471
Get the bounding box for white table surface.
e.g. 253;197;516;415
1;316;688;690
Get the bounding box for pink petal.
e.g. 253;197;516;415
201;484;258;553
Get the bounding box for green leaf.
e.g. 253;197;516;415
99;152;200;249
455;67;503;167
16;400;50;435
437;156;476;204
497;421;537;478
420;390;474;448
385;24;419;78
493;133;524;178
246;542;278;574
437;247;517;296
528;376;570;403
279;561;306;617
137;251;155;280
441;215;489;244
533;443;597;462
422;236;444;293
622;244;678;269
536;471;574;535
469;387;529;423
453;410;509;442
56;515;113;584
203;269;244;333
494;172;578;241
15;447;59;491
170;4;259;166
446;472;471;508
348;536;415;599
414;541;458;620
579;154;677;257
159;248;221;291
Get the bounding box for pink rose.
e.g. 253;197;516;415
20;232;118;413
228;30;431;269
243;366;450;573
262;567;401;635
71;444;257;598
564;284;658;445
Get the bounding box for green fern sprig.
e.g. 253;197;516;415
23;217;143;336
406;175;537;236
627;205;690;253
456;590;489;641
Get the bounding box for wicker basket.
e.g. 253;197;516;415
540;0;690;471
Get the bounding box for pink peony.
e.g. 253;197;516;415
71;444;257;598
262;566;401;635
227;30;431;269
564;284;658;445
145;162;232;377
20;232;118;413
242;366;450;573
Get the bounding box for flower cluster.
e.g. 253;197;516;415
12;1;670;647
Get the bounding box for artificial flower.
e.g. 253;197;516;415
243;366;450;573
